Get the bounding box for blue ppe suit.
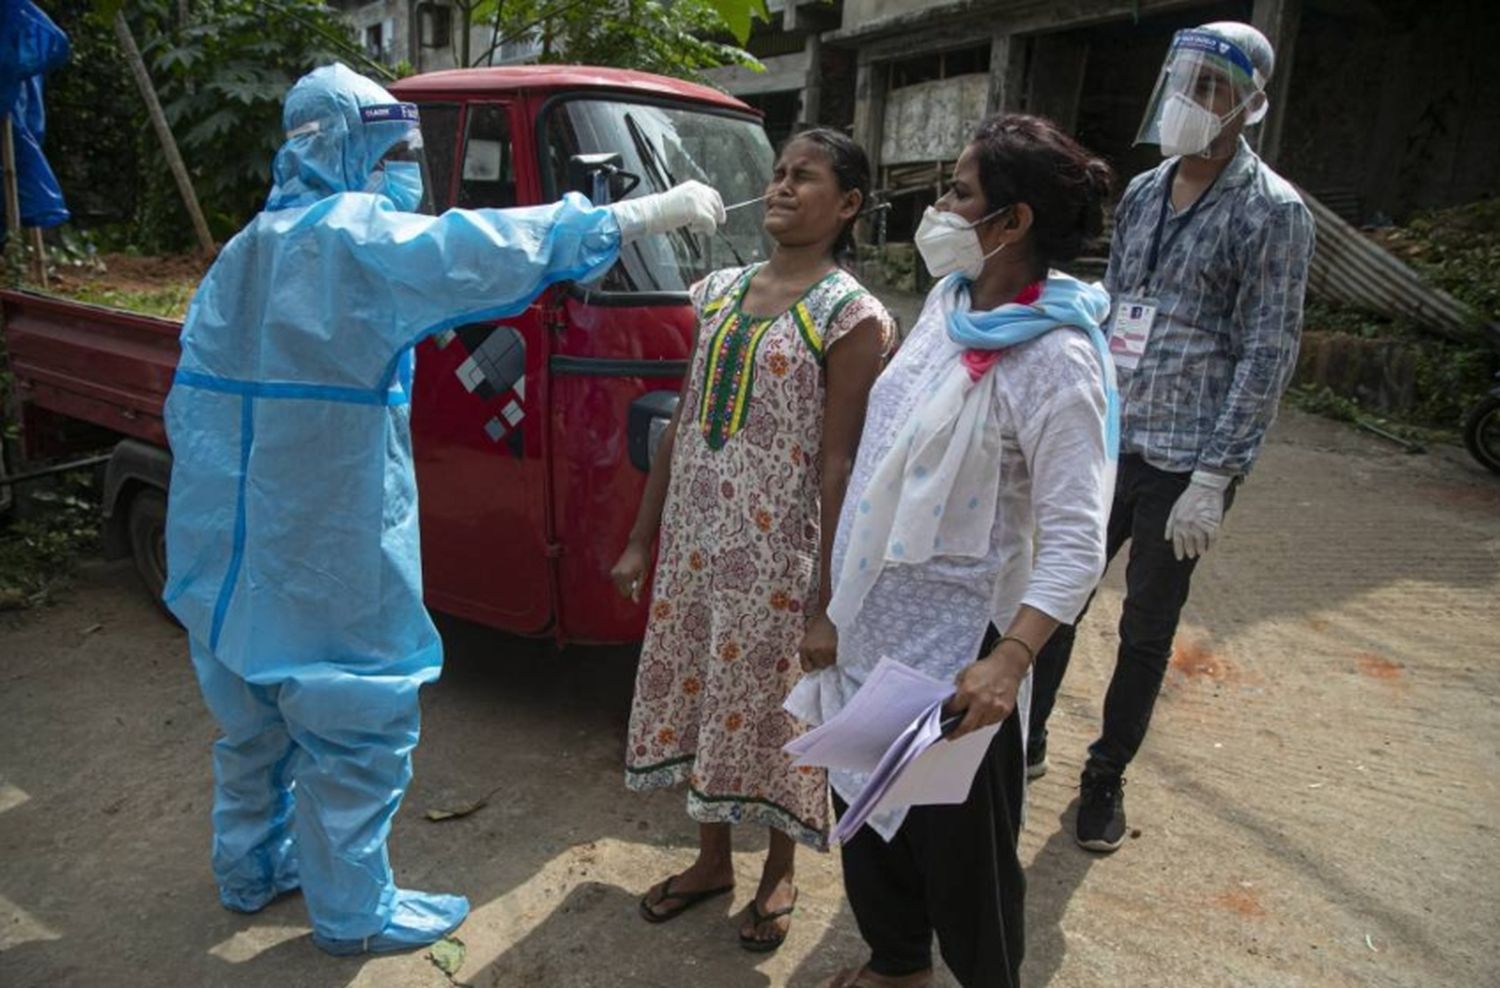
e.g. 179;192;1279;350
163;63;622;951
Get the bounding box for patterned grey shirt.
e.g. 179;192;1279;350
1104;137;1314;474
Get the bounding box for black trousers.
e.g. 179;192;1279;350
836;626;1027;988
1028;454;1237;776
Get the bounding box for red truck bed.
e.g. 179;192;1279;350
2;289;180;448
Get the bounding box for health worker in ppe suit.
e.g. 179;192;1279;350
162;62;724;956
1025;23;1314;853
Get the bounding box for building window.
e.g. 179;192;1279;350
364;22;384;60
420;4;452;49
888;44;990;89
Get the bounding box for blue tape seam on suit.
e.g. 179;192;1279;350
174;369;411;406
210;396;254;651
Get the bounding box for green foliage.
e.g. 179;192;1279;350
0;473;101;610
462;0;762;79
705;0;771;45
1370;198;1500;322
1305;194;1500;428
1299;301;1497;430
1286;385;1454;446
1287;383;1360;422
1410;336;1496;429
44;3;364;250
138;1;367;241
540;1;760;80
41;2;143;232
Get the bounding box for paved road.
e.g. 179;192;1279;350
1;408;1496;987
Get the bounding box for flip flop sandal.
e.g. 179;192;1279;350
638;874;735;924
738;887;798;953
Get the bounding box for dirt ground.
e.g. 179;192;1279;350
46;252;210;296
1;406;1497;988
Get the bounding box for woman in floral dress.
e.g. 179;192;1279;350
611;129;892;951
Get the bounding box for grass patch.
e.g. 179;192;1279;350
1287;384;1456;447
55;281;196;320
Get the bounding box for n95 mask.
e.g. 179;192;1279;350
914;205;1008;280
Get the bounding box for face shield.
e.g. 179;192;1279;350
1134;29;1268;158
357;103;434;214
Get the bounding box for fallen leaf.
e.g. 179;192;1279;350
426;784;503;823
425;798;487;822
428;935;466;976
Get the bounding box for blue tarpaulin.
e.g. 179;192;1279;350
0;0;70;234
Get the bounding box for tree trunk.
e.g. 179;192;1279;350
461;3;472;67
488;0;504;66
2;115;25;278
113;11;215;257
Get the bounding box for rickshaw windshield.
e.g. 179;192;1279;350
543;97;775;294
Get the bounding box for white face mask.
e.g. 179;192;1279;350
1158;91;1249;158
914;205;1008;280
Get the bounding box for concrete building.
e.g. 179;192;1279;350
328;2;1496;238
704;0;1500;239
329;2;541;74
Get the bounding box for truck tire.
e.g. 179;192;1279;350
127;488;173;618
1463;395;1500;477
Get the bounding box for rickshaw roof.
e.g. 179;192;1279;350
389;66;756;115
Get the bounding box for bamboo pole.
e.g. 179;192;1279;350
1;115;22;279
113;11;216;257
28;227;46;288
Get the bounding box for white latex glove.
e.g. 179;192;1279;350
1164;469;1234;561
607;180;725;242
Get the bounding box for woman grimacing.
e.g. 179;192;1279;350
612;129;893;951
791;114;1119;988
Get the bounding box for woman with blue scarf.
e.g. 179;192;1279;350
790;115;1116;988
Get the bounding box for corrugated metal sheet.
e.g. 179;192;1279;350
1302;187;1481;342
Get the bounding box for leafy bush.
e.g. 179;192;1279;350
0;473;101;610
43;2;366;251
143;1;374;240
1370;198;1500;321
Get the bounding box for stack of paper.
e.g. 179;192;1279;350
783;657;1001;844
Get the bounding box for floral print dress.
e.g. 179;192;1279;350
625;263;892;849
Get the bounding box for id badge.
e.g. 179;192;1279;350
1108;297;1158;371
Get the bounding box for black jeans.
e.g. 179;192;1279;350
1029;454;1237;777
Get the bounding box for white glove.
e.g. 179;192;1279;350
1164;469;1234;561
607;180;725;242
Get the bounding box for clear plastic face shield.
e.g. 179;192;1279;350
1134;29;1267;158
359;103;434;214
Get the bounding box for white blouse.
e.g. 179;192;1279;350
788;284;1112;838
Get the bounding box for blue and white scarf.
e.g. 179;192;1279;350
825;272;1116;632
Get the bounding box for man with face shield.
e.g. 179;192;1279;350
1025;23;1314;854
163;63;723;955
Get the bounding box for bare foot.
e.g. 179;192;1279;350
640;856;735;920
739;872;797;946
823;966;934;988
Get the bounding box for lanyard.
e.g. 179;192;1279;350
1141;161;1221;290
